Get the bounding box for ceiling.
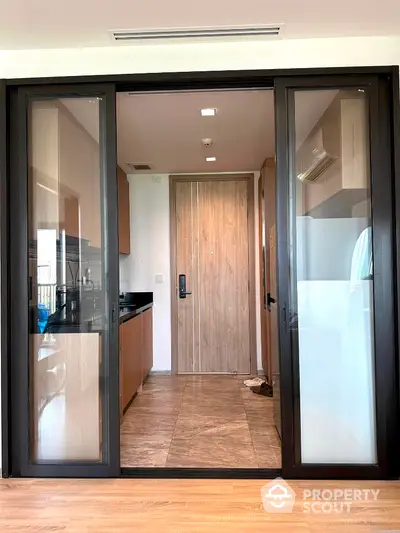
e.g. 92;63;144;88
61;88;341;174
116;90;275;174
1;0;400;50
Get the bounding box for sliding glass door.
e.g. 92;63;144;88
275;75;397;478
10;84;120;476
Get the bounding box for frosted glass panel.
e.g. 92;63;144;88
291;89;376;464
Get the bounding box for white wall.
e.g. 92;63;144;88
120;172;262;371
119;174;172;371
0;35;399;78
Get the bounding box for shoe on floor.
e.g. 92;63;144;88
251;382;273;397
244;376;266;388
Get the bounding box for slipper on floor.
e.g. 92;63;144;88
250;382;273;397
243;376;266;388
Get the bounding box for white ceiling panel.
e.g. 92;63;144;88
116;90;275;174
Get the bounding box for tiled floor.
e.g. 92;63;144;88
120;374;282;468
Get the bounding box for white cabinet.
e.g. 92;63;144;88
298;95;369;217
58;104;101;247
30;103;61;237
30;100;102;246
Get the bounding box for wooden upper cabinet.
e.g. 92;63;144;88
117;166;131;255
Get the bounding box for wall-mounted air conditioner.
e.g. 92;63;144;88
295;94;369;218
296;127;339;183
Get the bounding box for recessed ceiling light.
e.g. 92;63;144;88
206;157;217;162
201;108;217;117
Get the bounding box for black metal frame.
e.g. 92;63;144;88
120;467;282;479
1;65;399;480
3;66;397;90
275;73;398;479
8;84;120;477
0;80;10;478
391;68;400;479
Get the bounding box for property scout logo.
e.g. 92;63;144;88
261;478;380;514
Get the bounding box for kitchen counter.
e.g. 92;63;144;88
43;317;105;334
119;291;153;324
119;302;153;324
119;293;154;415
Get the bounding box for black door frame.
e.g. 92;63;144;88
0;79;10;479
1;66;399;479
7;83;120;477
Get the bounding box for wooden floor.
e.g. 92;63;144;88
120;374;281;468
1;478;400;532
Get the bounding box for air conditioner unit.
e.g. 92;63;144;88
296;127;339;183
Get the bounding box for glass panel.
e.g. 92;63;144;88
291;89;376;464
28;97;105;462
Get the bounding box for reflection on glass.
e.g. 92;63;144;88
28;98;105;462
292;89;376;464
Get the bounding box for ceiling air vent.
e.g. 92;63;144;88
111;25;282;42
127;163;152;171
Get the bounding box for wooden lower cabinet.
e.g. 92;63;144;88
141;309;153;381
120;308;153;415
120;314;142;414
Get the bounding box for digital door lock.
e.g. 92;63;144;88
179;274;192;299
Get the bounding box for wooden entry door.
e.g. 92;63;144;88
170;175;256;374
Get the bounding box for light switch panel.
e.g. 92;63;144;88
155;274;163;284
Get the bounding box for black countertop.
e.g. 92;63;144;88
43;317;104;334
119;302;153;324
119;291;154;324
40;303;153;332
35;292;154;333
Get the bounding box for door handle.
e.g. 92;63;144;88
179;274;192;299
267;292;276;308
